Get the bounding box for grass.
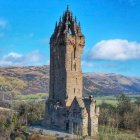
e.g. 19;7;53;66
96;99;117;106
95;94;140;106
16;93;49;100
14;93;140;108
95;95;118;106
99;126;140;140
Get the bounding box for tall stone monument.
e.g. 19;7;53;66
45;6;99;137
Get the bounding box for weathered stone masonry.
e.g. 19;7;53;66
45;6;99;137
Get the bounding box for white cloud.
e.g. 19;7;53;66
82;61;94;67
88;39;140;61
0;19;7;29
0;50;46;66
27;50;43;63
5;52;22;58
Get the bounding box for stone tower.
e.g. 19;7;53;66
45;6;99;137
49;6;85;107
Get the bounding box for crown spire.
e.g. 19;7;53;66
50;5;84;40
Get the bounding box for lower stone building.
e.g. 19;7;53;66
45;95;99;137
68;96;99;136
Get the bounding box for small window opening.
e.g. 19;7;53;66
74;63;76;71
74;47;76;59
71;52;73;71
68;28;72;35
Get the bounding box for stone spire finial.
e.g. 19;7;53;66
63;12;65;17
67;5;69;11
75;16;77;23
78;21;81;27
59;16;61;23
71;12;73;18
55;21;57;28
54;22;57;32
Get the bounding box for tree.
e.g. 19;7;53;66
0;108;17;140
0;77;12;101
0;76;27;101
116;94;132;116
116;94;133;129
16;101;45;126
135;97;140;107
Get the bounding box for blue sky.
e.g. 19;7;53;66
0;0;140;77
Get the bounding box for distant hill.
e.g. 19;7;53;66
83;73;140;96
0;65;140;100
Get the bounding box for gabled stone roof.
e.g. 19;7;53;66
73;97;85;108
